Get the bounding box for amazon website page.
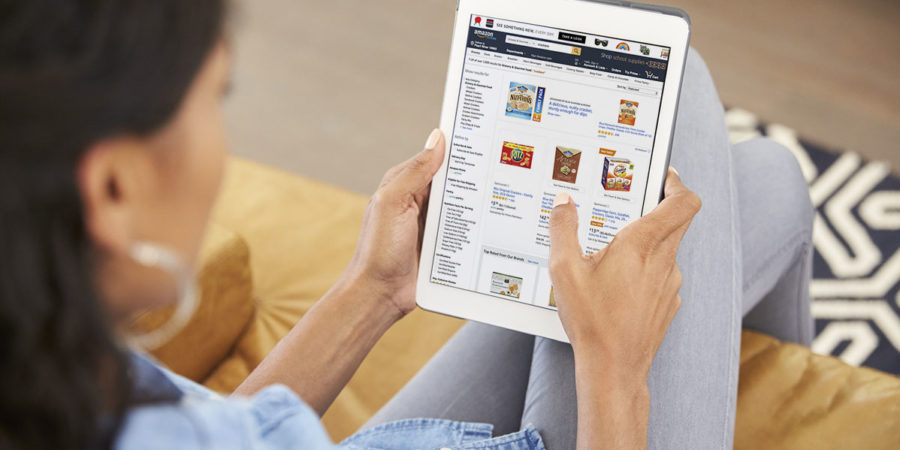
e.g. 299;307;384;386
430;15;671;309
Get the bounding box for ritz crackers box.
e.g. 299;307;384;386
499;142;534;169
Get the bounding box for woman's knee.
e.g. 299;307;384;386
672;48;728;153
734;137;814;238
685;47;711;82
680;47;721;108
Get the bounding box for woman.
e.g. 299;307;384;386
0;1;813;449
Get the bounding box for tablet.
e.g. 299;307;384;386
417;0;691;342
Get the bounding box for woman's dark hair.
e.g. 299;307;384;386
0;1;226;448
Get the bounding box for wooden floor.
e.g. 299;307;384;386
654;0;900;169
223;0;900;194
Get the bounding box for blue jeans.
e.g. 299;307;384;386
364;49;814;450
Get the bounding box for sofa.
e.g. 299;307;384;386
133;157;900;448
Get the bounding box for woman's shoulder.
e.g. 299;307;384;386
118;356;545;450
118;383;336;449
116;356;335;449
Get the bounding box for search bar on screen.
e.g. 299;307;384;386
506;35;581;56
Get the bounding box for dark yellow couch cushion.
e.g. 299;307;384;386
130;224;254;381
736;331;900;449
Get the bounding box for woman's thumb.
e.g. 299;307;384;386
549;192;582;264
385;129;445;197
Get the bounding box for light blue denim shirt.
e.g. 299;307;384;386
115;353;546;449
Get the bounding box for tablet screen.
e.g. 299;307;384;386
431;15;671;309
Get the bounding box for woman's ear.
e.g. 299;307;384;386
76;139;139;256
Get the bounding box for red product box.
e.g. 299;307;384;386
500;142;534;169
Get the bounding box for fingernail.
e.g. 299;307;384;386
552;192;571;208
424;128;441;151
670;166;680;176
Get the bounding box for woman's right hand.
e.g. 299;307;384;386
548;167;700;383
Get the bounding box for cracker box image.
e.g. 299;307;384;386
506;82;537;120
552;146;582;183
532;86;546;122
499;141;534;169
601;157;634;191
618;100;639;125
490;272;522;299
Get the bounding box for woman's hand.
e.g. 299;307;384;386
549;168;700;449
549;167;700;380
344;128;446;318
235;130;445;412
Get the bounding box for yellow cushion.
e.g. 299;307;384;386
736;331;900;449
157;157;900;447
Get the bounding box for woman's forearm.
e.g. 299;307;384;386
574;350;650;450
231;131;447;415
232;274;400;415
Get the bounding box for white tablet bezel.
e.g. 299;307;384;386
417;0;691;342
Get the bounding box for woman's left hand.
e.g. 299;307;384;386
236;130;445;408
343;128;446;318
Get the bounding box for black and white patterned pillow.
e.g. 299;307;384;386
726;108;900;376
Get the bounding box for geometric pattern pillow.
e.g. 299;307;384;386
727;108;900;376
